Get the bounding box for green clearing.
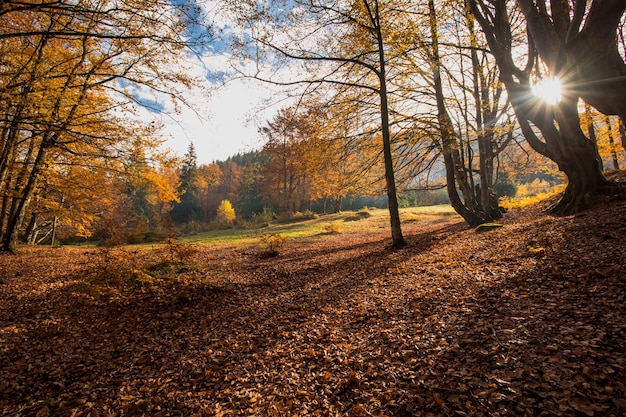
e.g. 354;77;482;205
180;205;461;246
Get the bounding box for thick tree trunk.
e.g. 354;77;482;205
469;0;618;217
541;98;607;214
549;150;606;215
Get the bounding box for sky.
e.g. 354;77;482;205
131;0;286;165
141;77;279;164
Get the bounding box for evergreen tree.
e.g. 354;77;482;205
171;143;202;224
238;163;265;220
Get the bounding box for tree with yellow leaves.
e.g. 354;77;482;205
0;0;209;250
216;200;236;227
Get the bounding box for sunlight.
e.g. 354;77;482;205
532;76;562;105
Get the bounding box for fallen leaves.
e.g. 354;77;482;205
1;189;625;416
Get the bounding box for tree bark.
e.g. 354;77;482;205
604;116;621;170
1;139;49;252
517;0;626;123
469;0;610;216
430;0;483;227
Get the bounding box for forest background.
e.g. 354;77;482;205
0;0;625;250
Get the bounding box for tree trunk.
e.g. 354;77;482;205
430;0;483;227
604;117;620;170
543;98;607;214
23;214;37;244
469;0;611;217
1;139;49;252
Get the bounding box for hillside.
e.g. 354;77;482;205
1;184;625;416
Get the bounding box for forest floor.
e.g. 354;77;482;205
1;177;626;416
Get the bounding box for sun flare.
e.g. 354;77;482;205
532;76;562;105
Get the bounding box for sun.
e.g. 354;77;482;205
532;76;562;105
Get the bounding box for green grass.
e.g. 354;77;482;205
179;205;460;246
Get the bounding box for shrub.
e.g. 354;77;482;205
357;208;372;219
251;208;275;225
216;200;236;226
294;210;319;220
500;183;566;209
276;210;318;223
401;212;421;223
324;223;343;234
166;237;198;263
89;248;152;287
259;233;287;257
517;179;552;197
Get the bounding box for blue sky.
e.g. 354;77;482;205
126;1;286;164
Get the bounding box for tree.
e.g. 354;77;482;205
468;0;625;214
228;0;408;247
418;0;515;226
517;1;626;122
197;163;224;222
122;133;180;242
238;162;265;220
216;199;236;226
170;143;202;224
0;0;208;250
427;0;482;226
259;107;322;213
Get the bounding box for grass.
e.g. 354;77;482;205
179;205;460;246
500;184;566;209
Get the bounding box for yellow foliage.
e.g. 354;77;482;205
500;182;565;209
216;200;236;225
324;223;343;234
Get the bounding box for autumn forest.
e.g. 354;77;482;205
1;0;626;416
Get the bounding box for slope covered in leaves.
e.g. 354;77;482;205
1;187;625;416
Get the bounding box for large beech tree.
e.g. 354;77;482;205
469;0;625;214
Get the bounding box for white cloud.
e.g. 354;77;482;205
156;78;279;164
130;1;300;165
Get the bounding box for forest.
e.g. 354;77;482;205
0;0;625;248
1;0;626;416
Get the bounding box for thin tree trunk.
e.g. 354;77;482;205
430;0;482;227
1;138;49;252
466;2;501;221
604;117;620;170
24;213;37;244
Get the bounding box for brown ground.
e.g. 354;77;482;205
1;182;625;416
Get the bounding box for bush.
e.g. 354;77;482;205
276;210;318;224
517;179;552;197
357;208;372;219
251;208;275;226
89;248;152;287
216;200;236;226
258;233;287;257
324;223;343;234
294;210;319;220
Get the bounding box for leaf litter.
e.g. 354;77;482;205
1;191;625;416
